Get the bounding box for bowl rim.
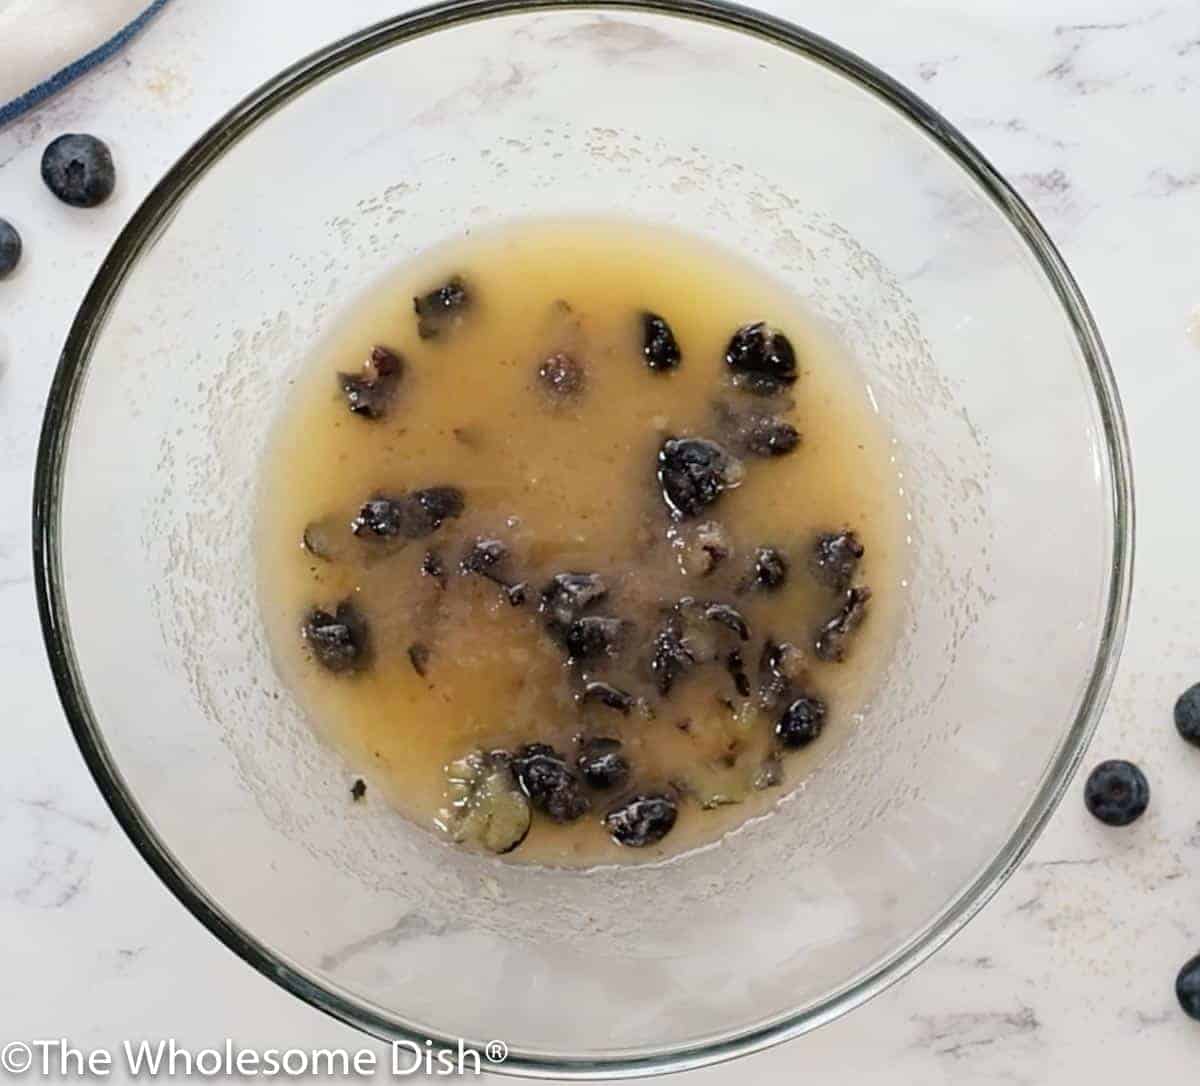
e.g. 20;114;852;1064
33;0;1134;1077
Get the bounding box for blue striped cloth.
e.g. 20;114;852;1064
0;0;172;127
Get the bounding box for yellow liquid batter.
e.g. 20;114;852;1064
256;219;906;865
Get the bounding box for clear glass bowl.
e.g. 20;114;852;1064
34;0;1133;1077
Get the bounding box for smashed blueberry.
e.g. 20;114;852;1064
713;400;799;457
1174;682;1200;747
302;601;369;674
758;639;806;709
460;539;527;605
657;437;744;519
301;515;344;562
411;486;464;530
726;649;751;698
351;487;464;539
744;415;800;457
641;312;681;371
812;531;864;591
1084;760;1149;826
414;275;470;339
565;616;625;661
776;694;827;749
0;219;21;278
680;761;750;808
724;322;797;395
351;778;367;801
421;550;447;587
1177;954;1200;1021
751;546;788;591
541;572;608;629
460;538;504;575
814;586;871;662
351;497;399;538
439;751;531;854
351;498;403;537
513;744;591;822
604;794;678;847
577;738;629;790
677;520;730;577
753;753;784;790
649;615;696;696
338;345;403;419
579;681;635;714
703;602;750;641
41;134;116;207
407;642;431;677
537;352;586;398
647;597;747;686
502;583;529;606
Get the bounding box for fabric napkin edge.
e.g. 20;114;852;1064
0;0;173;130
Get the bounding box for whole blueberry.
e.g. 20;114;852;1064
1177;954;1200;1020
0;219;21;278
513;744;590;823
724;322;797;395
41;134;116;208
604;793;677;847
776;694;827;749
1083;759;1149;826
1174;683;1200;746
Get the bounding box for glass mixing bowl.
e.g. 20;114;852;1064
34;0;1132;1077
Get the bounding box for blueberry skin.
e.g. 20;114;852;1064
1177;954;1200;1020
41;134;116;208
579;681;635;714
1083;759;1149;826
1174;683;1200;746
0;219;21;278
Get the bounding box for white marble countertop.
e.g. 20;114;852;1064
2;0;1199;1081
